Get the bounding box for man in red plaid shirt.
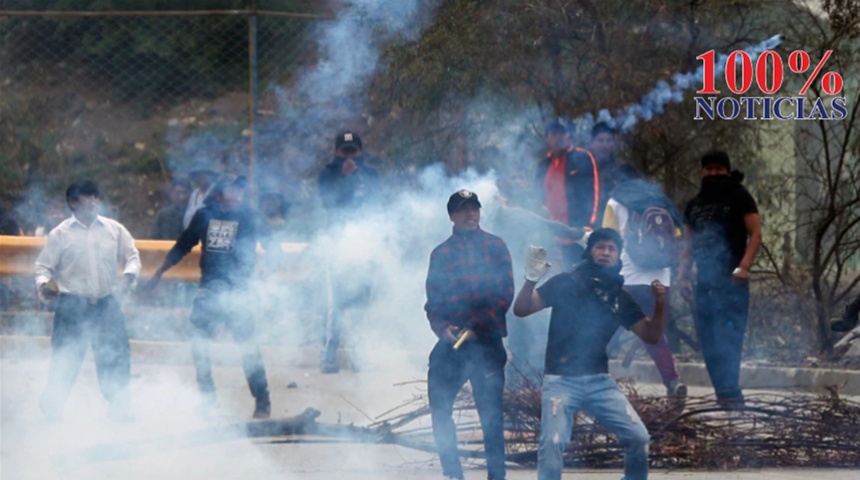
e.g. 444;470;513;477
424;188;514;480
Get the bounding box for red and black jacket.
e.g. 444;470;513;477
536;146;607;229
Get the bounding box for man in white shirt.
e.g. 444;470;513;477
602;165;687;399
35;180;141;422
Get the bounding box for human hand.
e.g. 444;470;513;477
39;280;59;301
525;245;551;282
138;274;162;294
341;158;358;176
440;325;460;344
731;266;750;283
575;228;593;248
651;280;667;304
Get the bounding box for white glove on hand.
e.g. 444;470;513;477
575;229;593;248
525;245;551;282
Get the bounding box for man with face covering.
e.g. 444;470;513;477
424;189;513;480
678;150;761;410
146;176;275;419
35;180;141;422
514;228;666;480
316;130;381;373
318;131;380;214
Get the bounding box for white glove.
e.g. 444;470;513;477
575;229;593;248
525;245;551;282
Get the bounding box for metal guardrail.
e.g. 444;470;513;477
0;235;308;281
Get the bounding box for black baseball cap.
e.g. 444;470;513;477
447;189;482;214
335;131;363;151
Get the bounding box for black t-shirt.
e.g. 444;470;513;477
537;268;645;376
684;180;758;286
167;205;272;289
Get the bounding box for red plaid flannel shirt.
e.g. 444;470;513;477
424;227;514;339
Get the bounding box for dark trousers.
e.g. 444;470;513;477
624;285;680;388
321;265;372;369
189;289;269;405
41;294;130;415
428;338;507;480
694;282;750;405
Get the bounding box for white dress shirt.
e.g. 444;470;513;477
35;215;142;299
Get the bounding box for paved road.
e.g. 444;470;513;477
2;340;858;480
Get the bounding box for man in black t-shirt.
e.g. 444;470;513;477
678;150;761;409
513;228;666;480
146;176;276;419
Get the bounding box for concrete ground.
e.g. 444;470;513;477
2;336;859;480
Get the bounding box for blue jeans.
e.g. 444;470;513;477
694;282;749;406
538;374;650;480
428;338;507;480
41;294;131;417
189;287;269;406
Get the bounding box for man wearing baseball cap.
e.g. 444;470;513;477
318;130;380;214
424;189;513;480
316;130;382;373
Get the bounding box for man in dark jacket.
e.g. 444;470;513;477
146;176;275;419
425;189;514;480
679;150;761;409
318;131;380;214
536;122;612;268
316;130;380;373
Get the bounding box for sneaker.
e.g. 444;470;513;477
253;400;271;419
667;379;688;400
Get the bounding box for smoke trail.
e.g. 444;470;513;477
572;34;786;134
298;0;439;105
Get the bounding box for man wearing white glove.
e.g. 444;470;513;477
513;228;666;480
524;245;552;282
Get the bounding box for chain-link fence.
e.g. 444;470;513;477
0;2;327;238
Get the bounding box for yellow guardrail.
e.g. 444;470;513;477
0;235;309;281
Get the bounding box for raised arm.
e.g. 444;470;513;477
630;280;667;344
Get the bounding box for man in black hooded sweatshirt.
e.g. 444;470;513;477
316;130;381;373
678;150;761;409
146;176;275;419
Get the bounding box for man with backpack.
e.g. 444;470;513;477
602;164;686;399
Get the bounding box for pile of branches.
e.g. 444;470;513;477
373;377;860;469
